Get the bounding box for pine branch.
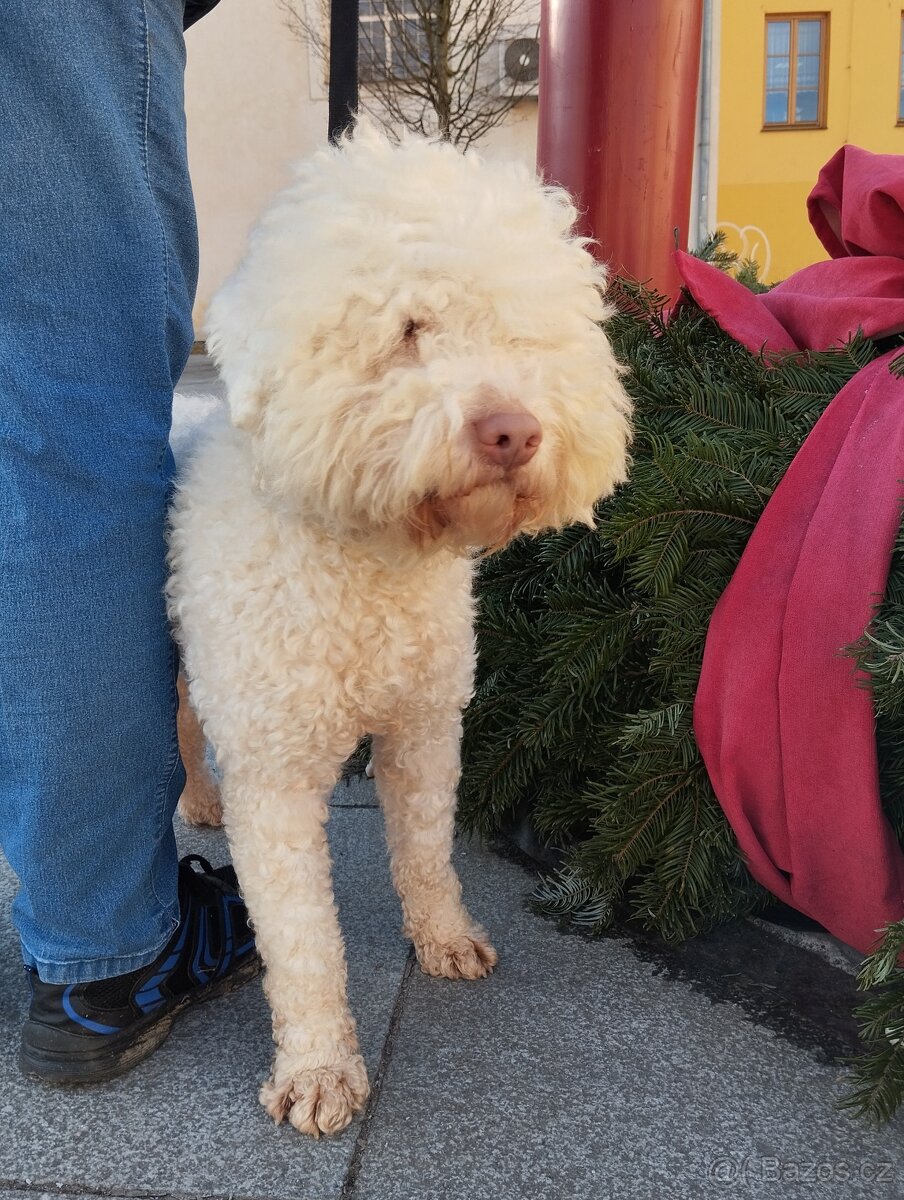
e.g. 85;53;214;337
840;922;904;1122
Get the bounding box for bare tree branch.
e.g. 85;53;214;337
281;0;539;150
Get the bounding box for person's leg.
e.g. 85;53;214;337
0;0;196;983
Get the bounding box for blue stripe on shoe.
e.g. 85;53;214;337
134;917;191;1013
191;905;216;984
202;907;218;969
223;891;255;958
136;985;165;1008
62;985;120;1035
216;891;254;971
217;894;234;978
133;974;168;1013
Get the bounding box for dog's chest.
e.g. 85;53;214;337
169;426;477;734
282;550;477;727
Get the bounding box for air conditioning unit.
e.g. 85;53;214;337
497;33;540;98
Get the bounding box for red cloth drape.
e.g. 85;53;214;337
682;146;904;953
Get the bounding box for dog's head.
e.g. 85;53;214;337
207;126;631;552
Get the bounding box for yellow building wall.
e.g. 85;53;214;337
717;0;904;281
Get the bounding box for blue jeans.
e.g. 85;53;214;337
0;0;196;982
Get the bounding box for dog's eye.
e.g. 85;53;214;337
403;319;421;341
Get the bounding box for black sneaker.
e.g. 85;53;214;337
19;855;260;1084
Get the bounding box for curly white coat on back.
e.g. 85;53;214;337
167;127;631;1138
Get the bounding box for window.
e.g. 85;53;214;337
898;13;904;123
763;14;828;128
359;1;428;84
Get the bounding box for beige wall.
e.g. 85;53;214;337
184;4;539;332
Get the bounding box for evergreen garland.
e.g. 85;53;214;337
460;278;876;943
458;273;904;1119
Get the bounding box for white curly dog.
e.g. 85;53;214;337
167;128;631;1138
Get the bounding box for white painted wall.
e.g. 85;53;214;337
184;3;539;331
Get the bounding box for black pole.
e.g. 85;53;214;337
328;0;359;143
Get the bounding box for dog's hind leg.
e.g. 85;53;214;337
223;766;369;1137
372;721;498;981
175;673;224;827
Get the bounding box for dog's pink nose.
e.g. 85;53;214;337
471;412;542;469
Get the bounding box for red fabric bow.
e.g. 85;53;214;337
683;146;904;953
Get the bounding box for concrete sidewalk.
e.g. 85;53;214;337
2;774;904;1200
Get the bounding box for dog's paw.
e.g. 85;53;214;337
260;1054;369;1137
415;930;498;980
177;782;224;828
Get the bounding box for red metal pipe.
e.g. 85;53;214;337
537;0;704;299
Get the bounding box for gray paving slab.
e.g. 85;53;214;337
177;353;225;400
0;1195;137;1200
0;807;407;1200
0;1194;112;1200
350;840;904;1200
331;773;378;808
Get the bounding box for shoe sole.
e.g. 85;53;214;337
19;952;262;1086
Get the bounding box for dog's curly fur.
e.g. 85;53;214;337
166;127;631;1138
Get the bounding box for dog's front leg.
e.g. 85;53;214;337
372;724;497;980
224;773;368;1137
